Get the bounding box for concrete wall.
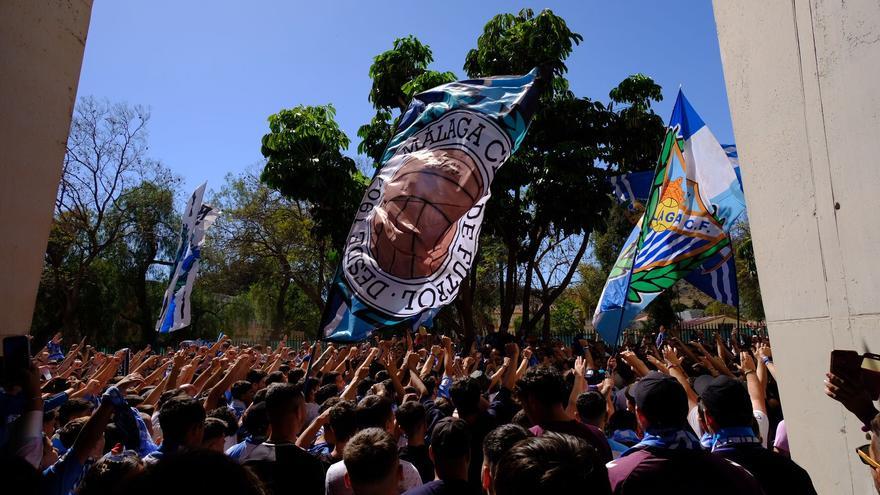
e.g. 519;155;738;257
0;1;93;341
713;1;880;493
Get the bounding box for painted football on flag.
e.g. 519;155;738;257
370;147;485;279
320;69;544;341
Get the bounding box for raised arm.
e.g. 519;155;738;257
566;357;587;417
664;346;699;410
739;352;766;415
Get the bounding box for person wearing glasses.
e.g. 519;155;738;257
856;416;880;493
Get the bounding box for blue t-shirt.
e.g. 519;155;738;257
42;454;86;495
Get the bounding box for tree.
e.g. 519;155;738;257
358;36;456;164
733;222;765;320
464;9;666;340
46;96;168;338
260;104;367;289
209;171;327;337
109;179;178;344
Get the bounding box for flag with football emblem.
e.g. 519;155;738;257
593;90;746;345
321;69;544;342
607;144;742;306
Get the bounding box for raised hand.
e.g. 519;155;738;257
574;356;586;377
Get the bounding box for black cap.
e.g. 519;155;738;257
633;371;688;428
694;375;752;427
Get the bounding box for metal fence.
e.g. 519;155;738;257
548;322;767;347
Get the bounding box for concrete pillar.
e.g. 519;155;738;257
713;1;880;493
0;1;93;341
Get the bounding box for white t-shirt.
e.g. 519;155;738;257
325;458;422;495
687;405;770;448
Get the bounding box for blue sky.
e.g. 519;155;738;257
76;1;732;198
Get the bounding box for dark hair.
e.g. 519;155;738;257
430;417;471;466
203;418;229;444
231;380;253;401
264;383;304;424
576;391;606;424
246;369;267;385
449;378;481;416
494;433;611;495
288;368;305;384
315;384;339;406
483;424;530;471
252;388;268;405
242;401;269;439
158;397;206;445
123;450;266;495
321;371;341;387
355;395;393;431
58;416;89;449
356;377;375;398
607;410;637;433
265;371;286;386
328;400;357;443
395;401;426;438
516;367;567;405
208;407;239;437
59;398;94;426
434;397;454;418
77;450;144;495
511;409;533;429
0;453;42;495
343;428;399;488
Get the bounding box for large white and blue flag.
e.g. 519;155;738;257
320;70;544;342
608;145;742;306
156;183;219;333
593;91;746;345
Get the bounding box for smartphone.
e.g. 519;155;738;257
3;335;31;377
830;350;880;400
121;348;131;376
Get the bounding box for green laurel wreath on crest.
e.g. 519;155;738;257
624;126;727;304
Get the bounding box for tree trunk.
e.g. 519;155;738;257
274;274;291;340
455;276;476;351
541;300;552;342
518;229;543;338
498;246;517;333
528;233;592;329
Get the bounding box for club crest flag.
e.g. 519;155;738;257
156;183;220;333
321;69;543;342
593;91;746;345
608;144;742;306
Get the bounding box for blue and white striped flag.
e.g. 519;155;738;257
156;183;220;333
607;146;742;307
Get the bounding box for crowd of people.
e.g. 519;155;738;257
0;326;834;494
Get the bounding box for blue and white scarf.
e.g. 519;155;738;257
710;426;761;453
622;427;702;457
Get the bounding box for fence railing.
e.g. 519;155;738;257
548;322;767;347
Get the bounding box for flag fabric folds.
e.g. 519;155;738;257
607;145;742;306
593;91;747;345
156;183;220;333
321;69;543;342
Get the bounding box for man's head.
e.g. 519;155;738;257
241;401;269;440
231;380;256;404
201;418;229;453
355;395;394;433
482;424;530;495
328;400;358;445
158;396;206;448
59;398;94;426
515;367;568;423
694;375;753;433
429;417;471;481
343;428;402;495
632;372;688;431
395;400;426;441
449;377;482;418
494;433;611;495
576;391;607;429
264;383;306;438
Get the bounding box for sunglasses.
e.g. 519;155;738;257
857;444;880;470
